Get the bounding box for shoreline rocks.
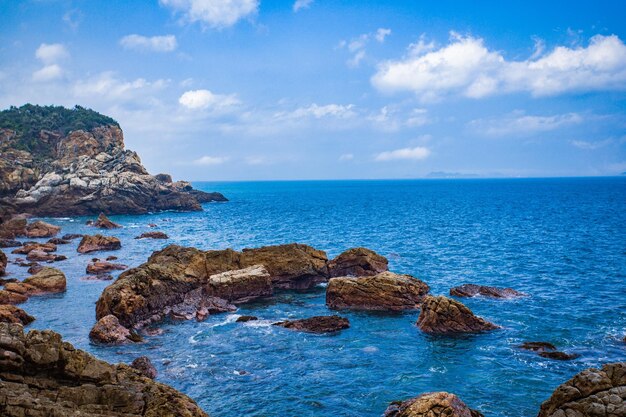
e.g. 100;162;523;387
416;295;499;334
383;392;484;417
77;234;121;253
450;283;526;298
274;315;350;333
0;267;66;304
131;356;158;379
327;247;388;277
24;220;60;238
0;305;34;325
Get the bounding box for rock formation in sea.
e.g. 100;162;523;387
0;305;34;325
327;247;389;277
135;231;169;239
0;104;226;218
273;315;350;333
326;271;429;311
450;283;526;298
537;362;625;417
0;267;66;305
77;234;122;253
519;341;580;361
0;249;6;275
416;295;499;334
131;356;158;379
0;323;208;416
383;391;484;417
88;213;121;229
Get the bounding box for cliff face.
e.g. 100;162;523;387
0;105;226;217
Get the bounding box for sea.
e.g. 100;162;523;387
6;177;626;417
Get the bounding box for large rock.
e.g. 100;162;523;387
416;295;499;334
0;105;226;217
136;231;169;239
274;315;350;333
327;247;388;277
77;234;121;253
90;213;121;229
326;272;429;311
24;220;60;238
86;260;128;274
131;356;157;379
0;323;209;416
0;218;27;239
0;305;34;325
89;314;135;344
11;241;56;254
205;265;272;303
538;362;625;417
0;249;6;275
22;267;66;294
450;283;526;298
383;392;483;417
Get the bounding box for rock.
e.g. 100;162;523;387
131;356;157;379
47;237;70;244
25;250;55;262
91;212;121;229
61;233;83;240
27;263;44;274
236;315;258;322
450;283;526;298
0;305;34;325
519;341;579;361
0;249;6;275
0;290;28;304
326;271;429;311
0;239;22;248
164;289;236;322
89;314;134;344
205;265;273;303
155;173;173;183
416;295;499;334
106;255;118;261
538;351;580;360
538;362;625;417
0;277;18;285
383;392;484;417
0;217;27;239
12;242;56;254
22;267;66;294
135;231;169;239
148;223;157;228
0;323;208;416
86;261;128;274
24;220;60;238
77;234;121;253
81;273;114;281
274;315;350;333
519;341;557;352
327;247;388;277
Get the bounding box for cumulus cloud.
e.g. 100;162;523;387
293;0;313;12
275;103;356;120
375;28;391;43
470;112;583;136
193;155;228;165
372;33;626;101
32;65;63;82
73;72;168;101
120;34;178;52
160;0;258;28
33;43;69;81
375;146;431;161
179;89;240;110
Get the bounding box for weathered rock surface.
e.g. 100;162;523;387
0;239;22;248
327;247;388;277
274;315;350;333
326;272;429;311
205;265;272;303
62;233;83;240
0;267;66;304
86;260;128;274
11;242;56;255
131;356;157;379
416;295;499;334
81;273;114;281
89;314;135;344
0;104;226;217
538;362;625;417
89;212;121;229
135;231;169;239
0;249;6;275
0;218;27;239
78;234;121;253
24;220;60;238
0;323;209;416
450;283;526;298
383;392;484;417
47;237;70;245
0;305;34;325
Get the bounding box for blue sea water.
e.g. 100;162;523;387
6;177;626;417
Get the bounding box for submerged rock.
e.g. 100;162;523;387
450;283;526;298
0;249;6;275
77;234;121;253
274;315;350;333
326;271;429;311
89;212;121;229
0;305;34;325
61;233;83;240
519;341;579;361
416;295;499;334
519;341;557;351
12;242;57;254
131;356;158;379
47;237;70;245
327;247;388;277
86;260;128;274
0;323;208;416
383;392;484;417
81;273;114;281
236;315;258;322
24;220;60;238
136;231;169;239
0;239;22;248
538;362;625;417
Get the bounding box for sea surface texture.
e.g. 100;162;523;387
10;178;626;417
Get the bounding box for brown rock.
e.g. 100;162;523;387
89;314;134;344
0;289;29;304
135;231;169;239
0;239;22;248
91;212;121;229
274;315;350;333
538;351;580;360
24;220;60;238
77;234;121;253
106;255;118;261
538;362;625;417
383;392;483;417
27;263;44;274
519;341;579;361
81;274;114;281
25;249;56;262
0;217;26;239
450;283;526;298
61;233;83;240
47;237;70;244
12;242;56;254
131;356;157;379
0;249;6;275
519;341;557;352
236;315;258;322
22;267;66;294
205;265;273;303
164;289;236;322
86;261;128;274
416;295;499;334
326;272;429;311
0;305;34;325
327;247;388;277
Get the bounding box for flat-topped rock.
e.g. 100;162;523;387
205;265;273;303
327;247;388;277
77;234;121;253
0;239;22;248
274;315;350;333
0;305;34;325
22;267;67;294
86;260;128;274
136;231;169;239
89;314;135;344
518;341;579;361
416;295;499;334
12;242;56;254
24;220;60;238
450;283;526;298
326;271;429;311
383;392;483;417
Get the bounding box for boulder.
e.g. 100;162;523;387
27;263;44;274
86;261;128;274
236;315;258;322
383;392;483;417
12;242;56;254
24;220;60;238
0;249;6;275
90;212;121;229
22;267;66;294
135;231;169;239
131;356;157;379
0;239;22;248
81;273;114;281
326;271;429;311
416;295;499;334
274;315;350;333
450;283;526;298
47;237;70;245
205;265;273;303
0;218;27;239
327;247;388;277
538;362;625;417
77;234;121;253
0;323;208;416
0;305;34;325
61;233;83;240
89;314;134;344
25;250;56;262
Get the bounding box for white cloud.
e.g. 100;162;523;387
35;43;69;64
179;89;240;110
293;0;313;12
277;103;356;119
571;139;613;150
32;64;63;82
340;28;391;68
470;112;583;136
73;72;168;102
375;28;391;43
160;0;258;28
339;153;354;161
120;34;178;52
63;9;82;31
372;33;626;101
375;146;431;161
193;155;228;165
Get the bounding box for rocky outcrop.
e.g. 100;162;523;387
0;267;66;304
519;342;580;361
131;356;157;379
89;314;136;344
0;305;34;325
24;220;60;238
383;392;483;417
0;323;209;416
86;260;128;274
12;241;56;255
0;239;22;248
326;272;429;311
89;213;121;229
0;218;27;239
416;295;499;334
274;315;350;333
26;250;66;262
327;247;388;277
0;249;6;275
135;231;169;239
450;283;526;298
77;234;121;253
538;362;625;417
0;105;226;217
47;237;70;245
205;265;272;303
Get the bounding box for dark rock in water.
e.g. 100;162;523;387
0;239;22;248
135;231;169;239
106;255;118;261
416;295;499;334
519;341;579;360
236;315;258;322
383;391;484;417
165;289;237;322
27;263;43;274
61;233;83;240
81;273;114;281
89;314;135;344
148;223;157;228
519;341;558;352
90;212;121;229
274;315;350;333
0;249;6;275
0;305;34;325
538;362;625;417
24;220;60;238
0;277;18;285
0;322;208;416
12;242;56;254
326;272;429;311
0;267;65;305
327;247;388;277
77;234;121;253
47;237;70;245
450;283;526;298
86;260;128;274
131;356;157;379
538;351;580;361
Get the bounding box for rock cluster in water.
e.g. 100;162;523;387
383;392;484;417
273;315;350;333
416;295;499;334
0;267;66;305
450;283;526;298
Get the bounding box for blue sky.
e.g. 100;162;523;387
1;0;625;180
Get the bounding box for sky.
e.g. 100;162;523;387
1;0;626;181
